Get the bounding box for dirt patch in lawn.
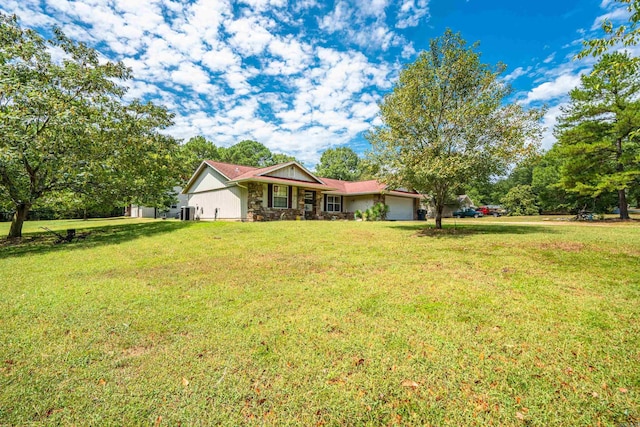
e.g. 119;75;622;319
538;242;586;252
414;228;477;238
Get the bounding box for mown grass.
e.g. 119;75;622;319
0;218;638;426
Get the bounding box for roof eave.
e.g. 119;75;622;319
232;176;338;191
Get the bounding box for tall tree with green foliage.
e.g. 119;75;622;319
500;185;540;216
367;30;543;228
221;140;273;167
315;147;362;181
179;136;221;181
555;52;640;219
0;14;179;238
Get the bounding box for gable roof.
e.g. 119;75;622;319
204;160;257;180
183;160;422;198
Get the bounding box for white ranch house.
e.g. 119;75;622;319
182;160;423;221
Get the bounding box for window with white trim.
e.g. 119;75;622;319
326;195;341;212
272;185;288;208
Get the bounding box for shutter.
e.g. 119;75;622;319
268;184;273;208
288;186;293;209
324;195;327;212
340;196;343;212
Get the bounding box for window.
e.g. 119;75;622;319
272;185;288;208
326;195;341;212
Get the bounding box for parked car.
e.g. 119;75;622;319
452;208;483;218
476;206;503;217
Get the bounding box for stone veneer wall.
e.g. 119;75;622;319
246;183;307;221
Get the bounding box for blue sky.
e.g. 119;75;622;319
1;0;632;165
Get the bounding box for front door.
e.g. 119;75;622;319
304;191;315;219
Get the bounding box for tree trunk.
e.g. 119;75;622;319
8;203;31;239
435;203;444;229
615;137;630;220
618;189;630;220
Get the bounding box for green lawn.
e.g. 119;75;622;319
0;218;638;425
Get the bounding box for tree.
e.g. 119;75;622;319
500;185;539;216
367;30;543;228
579;0;640;58
315;147;362;181
220;140;273;167
179;136;221;181
0;14;179;238
555;52;640;219
530;148;573;213
270;152;298;165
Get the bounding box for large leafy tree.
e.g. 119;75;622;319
179;136;221;181
0;14;179;238
555;52;640;219
221;140;273;167
367;30;543;228
500;185;540;216
315;146;362;181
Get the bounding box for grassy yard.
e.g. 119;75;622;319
0;217;638;425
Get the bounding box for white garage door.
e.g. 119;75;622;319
386;196;414;220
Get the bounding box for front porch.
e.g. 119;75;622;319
245;182;354;221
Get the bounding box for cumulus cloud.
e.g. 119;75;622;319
524;73;583;104
503;66;531;82
396;0;430;29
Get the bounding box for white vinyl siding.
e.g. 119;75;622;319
344;195;375;213
386;196;414;220
187;186;244;220
189;168;228;193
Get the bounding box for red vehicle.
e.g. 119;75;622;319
477;206;503;217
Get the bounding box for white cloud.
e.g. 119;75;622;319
226;16;275;56
503;66;530;82
524;73;583;104
396;0;430;29
539;104;565;150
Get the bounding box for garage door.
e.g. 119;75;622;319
386;196;414;220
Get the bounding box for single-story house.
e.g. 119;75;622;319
130;186;188;219
182;160;423;221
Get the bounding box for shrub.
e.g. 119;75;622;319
356;203;389;221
